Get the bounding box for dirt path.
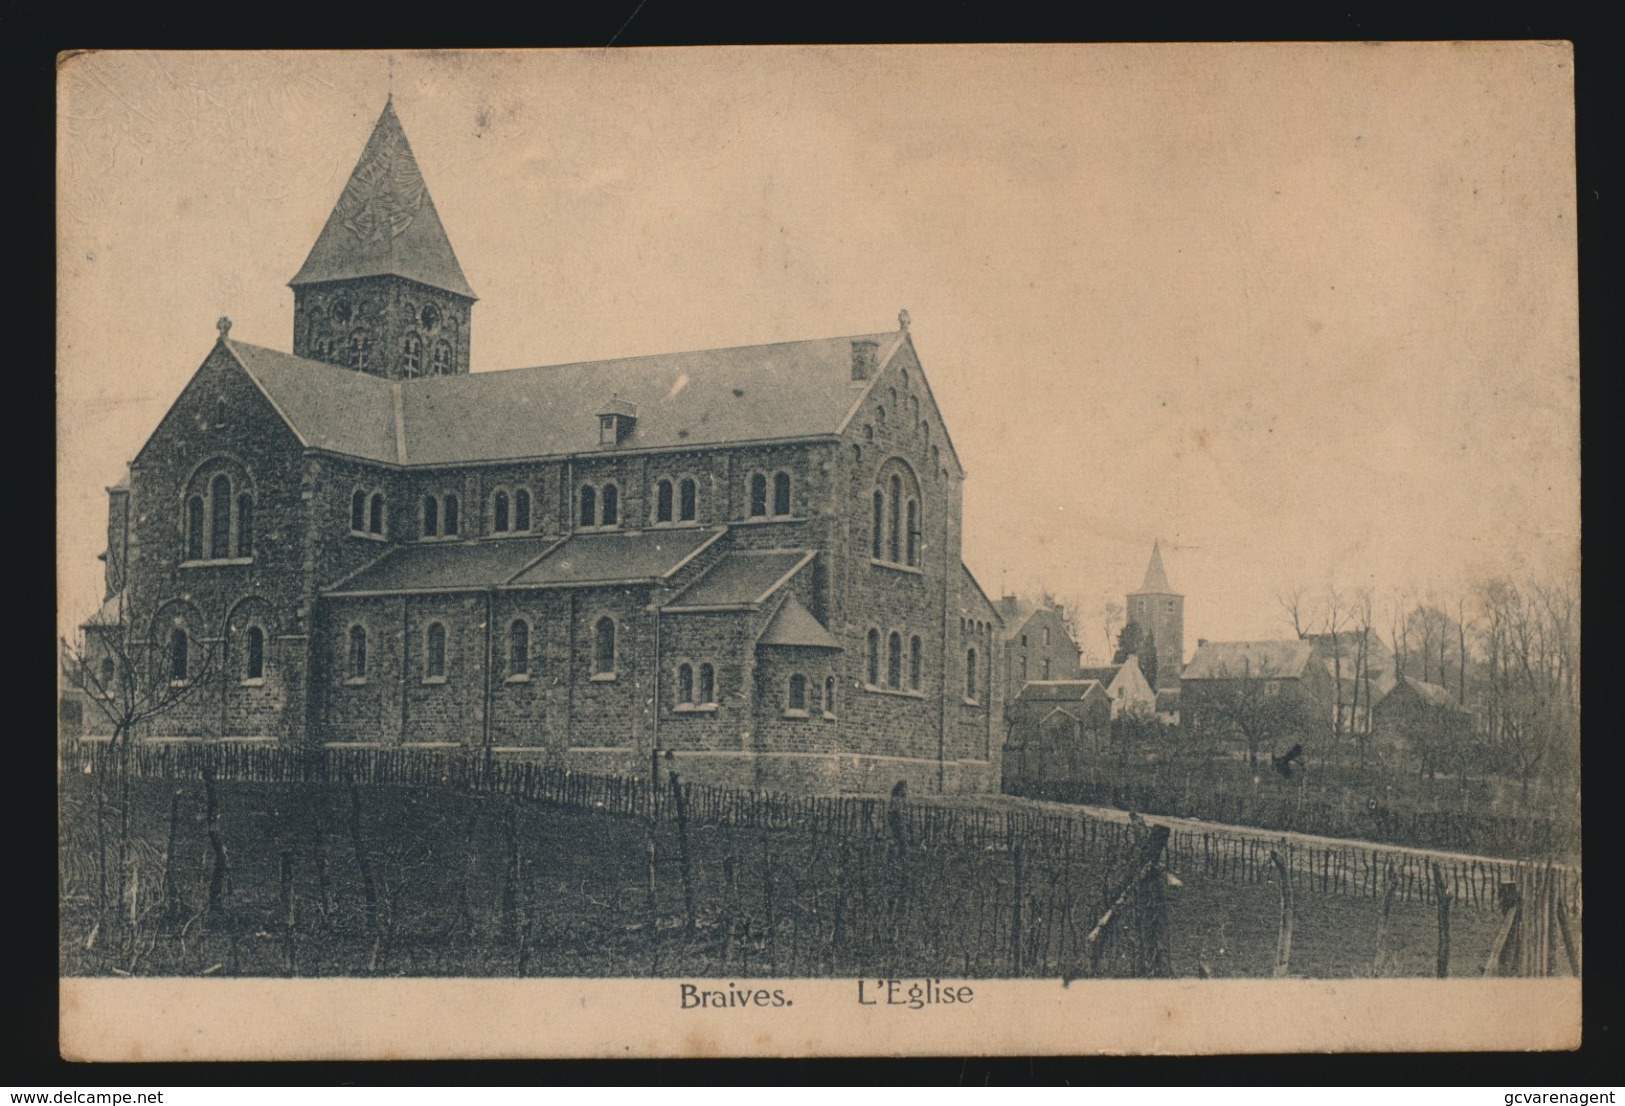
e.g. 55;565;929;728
928;791;1578;872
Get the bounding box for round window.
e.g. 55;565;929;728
421;304;441;330
330;297;353;323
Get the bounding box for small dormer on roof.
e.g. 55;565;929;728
597;398;638;447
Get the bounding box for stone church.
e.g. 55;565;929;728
76;99;1009;794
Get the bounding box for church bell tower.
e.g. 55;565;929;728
1127;540;1184;689
289;98;477;380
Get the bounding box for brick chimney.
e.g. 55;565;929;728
851;339;879;381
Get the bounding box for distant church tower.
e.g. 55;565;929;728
1127;541;1183;690
289;98;477;379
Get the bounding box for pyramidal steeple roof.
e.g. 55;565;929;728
290;98;476;299
1135;540;1174;594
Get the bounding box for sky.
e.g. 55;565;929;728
56;46;1579;663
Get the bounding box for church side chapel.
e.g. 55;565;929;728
80;99;1008;795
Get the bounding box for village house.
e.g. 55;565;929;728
1371;674;1475;773
71;99;1009;795
1000;678;1112;789
1076;656;1157;719
1177;639;1335;758
995;595;1082;703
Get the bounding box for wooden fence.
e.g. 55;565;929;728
65;740;1579;919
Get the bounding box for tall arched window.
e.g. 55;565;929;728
402;334;423;375
824;675;836;717
579;485;597;528
350;328;372;371
887;475;902;562
871;491;885;559
887;632;903;690
876;405;886;429
773;472;792;516
169;628;189;683
909;635;923;691
787;673;808;713
493;490;511;532
655;480;673;524
749;473;768;518
514;489;532;531
210;474;233;558
431;340;452;375
443;494;460;535
966;648;978;699
99;658;115;692
509;620;529;676
352;489;367;532
600;483;619;527
245;626;265;681
233;493;253;557
425;622;447;679
699;663;715;704
369;493;385;535
905;499;919;566
186;495;205;560
348;625;367;679
593;617;616;675
423;495;439;537
677;662;694;705
867;629;881;686
679;478;697;522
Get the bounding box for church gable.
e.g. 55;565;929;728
133;338;306;474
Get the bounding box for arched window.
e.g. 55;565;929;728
351;489;367;532
872;490;885;559
966;648;978;699
773;472;791;516
900;369;909;389
425;622;447;679
185;495;205;560
677;662;694;705
787;673;808;713
699;663;715;704
431;340;452;376
350;328;372;371
514;489;532;531
348;625;367;679
600;483;619;527
593;617;616;675
1042;658;1052;679
679;478;697;522
493;490;511;532
443;494;460;535
579;485;597;528
98;658;115;692
749;473;768;517
369;493;385;535
655;479;673;524
235;493;253;555
402;334;423;376
1043;627;1051;647
245;626;265;681
887;475;902;562
169;628;189;683
509;620;529;676
210;474;232;558
423;495;439;537
864;424;874;442
905;499;919;566
824;675;836;717
867;629;881;686
910;635;923;691
887;632;903;690
876;405;886;429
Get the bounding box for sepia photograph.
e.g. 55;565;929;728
55;45;1580;1059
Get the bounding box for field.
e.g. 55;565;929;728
58;759;1563;980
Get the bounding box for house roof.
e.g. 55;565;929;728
1077;663;1127;686
756;595;842;649
1395;675;1473;713
996;596;1037;640
1181;640;1316;681
324;536;560;596
1015;679;1106;702
225;329;905;466
1132;540;1174;595
664;550;814;610
506;528;723;589
289;99;476;299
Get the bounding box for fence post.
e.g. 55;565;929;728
1431;861;1451;979
1269;848;1293;977
669;772;696;940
